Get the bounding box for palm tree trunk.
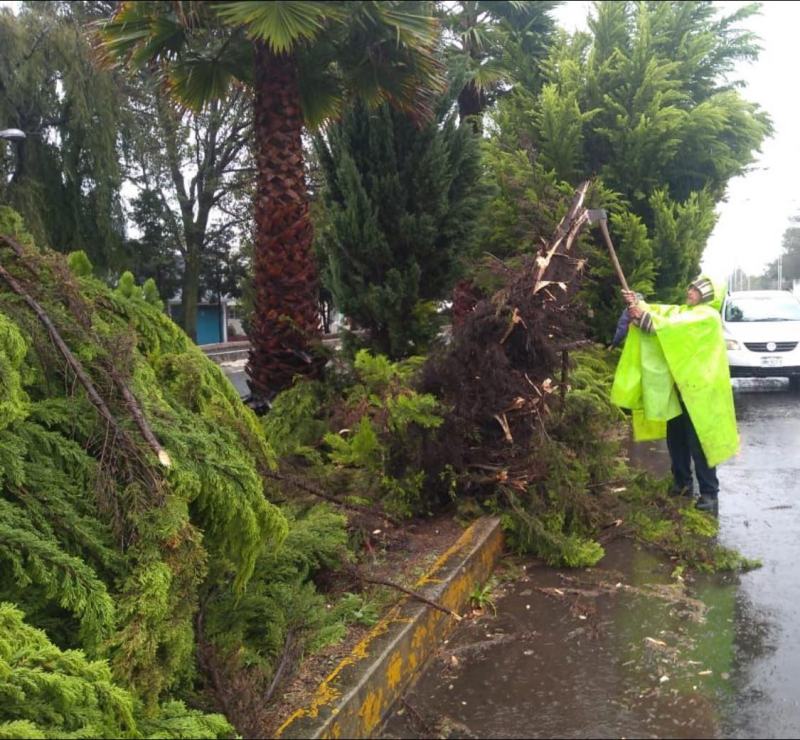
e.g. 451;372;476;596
246;42;323;398
457;80;485;134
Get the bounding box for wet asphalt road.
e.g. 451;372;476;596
220;360;250;398
381;379;800;739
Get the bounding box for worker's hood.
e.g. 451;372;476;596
689;274;726;312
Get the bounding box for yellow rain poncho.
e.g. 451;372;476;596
610;280;739;468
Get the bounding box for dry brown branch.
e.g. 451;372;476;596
0;233;39;277
348;566;463;621
531;181;590;293
104;363;172;467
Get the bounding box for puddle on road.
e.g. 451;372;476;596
382;540;780;740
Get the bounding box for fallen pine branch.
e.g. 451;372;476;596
1;238;171;469
263;469;401;527
347;565;463;622
0;261;134;453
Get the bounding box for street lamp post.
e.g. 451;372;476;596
0;129;26;142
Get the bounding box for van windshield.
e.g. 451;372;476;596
724;294;800;322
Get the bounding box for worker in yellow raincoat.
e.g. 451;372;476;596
610;276;739;514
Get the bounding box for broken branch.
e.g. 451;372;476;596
348;566;463;621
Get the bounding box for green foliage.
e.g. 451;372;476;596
0;212;350;733
501;496;606;568
261;380;330;462
0;3;126;271
473;136;575;267
439;1;560;127
314;100;484;358
265;351;444;518
116;271;139;299
201;504;349;672
323;352;444;516
332;592;380;627
468;581;496;615
618;471;760;573
493;348;621;567
325;417;382;469
67;251;93;278
141;278;163;309
480;0;771;338
101;0;444;126
0;603;233;739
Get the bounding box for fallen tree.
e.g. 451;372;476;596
0;207;351;738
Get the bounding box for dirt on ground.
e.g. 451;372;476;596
261;512;465;737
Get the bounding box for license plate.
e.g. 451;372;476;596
761;356;783;367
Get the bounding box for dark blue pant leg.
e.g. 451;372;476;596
685;411;719;496
666;413;693;491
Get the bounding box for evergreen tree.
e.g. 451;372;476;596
315;101;483;358
121;189;182;304
479;0;771;338
0;208;351;734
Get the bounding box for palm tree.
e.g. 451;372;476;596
100;1;443;397
440;0;559;132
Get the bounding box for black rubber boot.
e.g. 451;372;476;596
696;494;719;515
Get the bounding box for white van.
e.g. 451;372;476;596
722;290;800;389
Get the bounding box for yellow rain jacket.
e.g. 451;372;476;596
610;280;738;468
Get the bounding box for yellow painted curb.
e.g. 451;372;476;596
277;516;504;739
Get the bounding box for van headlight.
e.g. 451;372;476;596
725;339;741;350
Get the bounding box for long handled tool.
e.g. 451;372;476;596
586;209;630;293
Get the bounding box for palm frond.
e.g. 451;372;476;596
214;1;337;54
334;2;445;122
99;2;188;66
167;44;252;111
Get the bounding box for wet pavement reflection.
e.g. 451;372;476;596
381;379;800;739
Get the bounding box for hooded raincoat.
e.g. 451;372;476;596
610;279;739;468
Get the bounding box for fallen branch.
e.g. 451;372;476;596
0;259;171;470
263;628;298;705
531;180;590;294
263;469;401;526
105;363;172;467
348;566;463;621
0;233;39;277
0;262;124;440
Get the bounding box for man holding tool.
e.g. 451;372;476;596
620;277;738;513
587;210;738;514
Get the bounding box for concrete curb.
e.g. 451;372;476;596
276;516;504;739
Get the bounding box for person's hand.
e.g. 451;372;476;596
628;304;643;320
622;289;637;306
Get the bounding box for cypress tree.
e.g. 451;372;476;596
0;207;351;735
315;101;483;359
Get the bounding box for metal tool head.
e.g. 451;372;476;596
586;208;608;225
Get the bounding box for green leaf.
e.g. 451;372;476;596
214;1;336;54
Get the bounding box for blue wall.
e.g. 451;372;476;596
170;303;224;345
196;305;223;345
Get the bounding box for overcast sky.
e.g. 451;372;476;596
554;1;800;281
2;1;797;280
